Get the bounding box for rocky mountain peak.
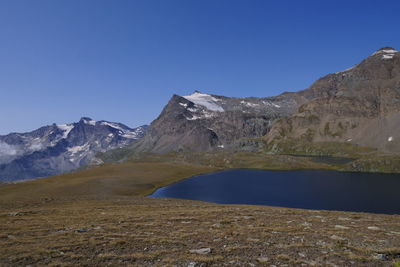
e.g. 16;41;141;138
79;117;97;125
377;46;397;52
371;47;398;59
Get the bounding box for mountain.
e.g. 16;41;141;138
134;47;400;154
266;47;400;152
0;117;148;181
132;91;308;153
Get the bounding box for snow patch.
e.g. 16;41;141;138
263;101;281;108
58;124;74;138
382;54;395;59
101;121;141;139
122;133;137;139
67;143;90;155
388;136;393;142
240;101;259;107
179;103;188;108
186;109;214;120
83;119;96;125
186;115;202;120
217;145;224;148
372;49;398;55
101;122;124;131
183;92;224;112
187;107;198;112
372;49;398;60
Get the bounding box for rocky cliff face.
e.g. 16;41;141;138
133;91;307;153
0;118;148;181
266;47;400;152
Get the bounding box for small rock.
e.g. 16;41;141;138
9;212;24;216
93;226;102;230
187;262;197;267
335;225;350;230
257;257;269;263
373;253;388;260
330;235;346;241
189;248;211;255
75;228;89;233
181;221;191;224
367;226;380;231
298;252;306;258
338;217;351;221
55;228;69;233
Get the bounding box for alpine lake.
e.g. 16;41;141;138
150;169;400;214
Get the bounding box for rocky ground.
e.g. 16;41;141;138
1;196;399;266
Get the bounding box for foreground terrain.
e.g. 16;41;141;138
0;159;399;266
1;197;400;266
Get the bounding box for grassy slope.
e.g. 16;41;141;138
0;160;218;205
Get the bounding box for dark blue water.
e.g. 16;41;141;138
150;169;400;214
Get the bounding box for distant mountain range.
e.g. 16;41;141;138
1;47;399;181
0;118;147;181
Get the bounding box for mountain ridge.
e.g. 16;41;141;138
266;47;400;152
0;117;148;181
131;47;400;155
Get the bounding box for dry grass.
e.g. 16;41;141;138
0;196;399;266
0;160;218;204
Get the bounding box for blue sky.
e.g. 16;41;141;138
0;0;399;134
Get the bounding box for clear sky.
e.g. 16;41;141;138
0;0;399;134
